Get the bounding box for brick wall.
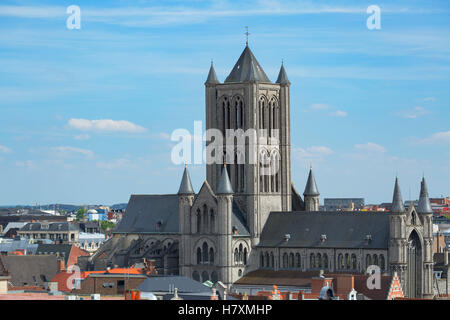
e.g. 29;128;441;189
72;275;146;296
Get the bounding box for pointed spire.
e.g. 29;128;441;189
391;177;406;213
217;165;233;195
224;46;271;83
276;62;290;85
303;166;319;196
178;165;195;195
417;177;433;214
205;61;220;85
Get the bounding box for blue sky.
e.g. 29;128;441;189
0;0;449;205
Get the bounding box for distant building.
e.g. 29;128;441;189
78;232;106;254
0;237;49;255
17;222;79;245
36;243;89;267
323;198;364;211
77;221;100;234
0;254;58;288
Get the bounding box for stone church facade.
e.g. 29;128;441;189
85;45;434;298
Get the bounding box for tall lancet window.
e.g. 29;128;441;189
259;96;266;131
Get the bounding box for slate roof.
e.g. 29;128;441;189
114;195;180;234
0;239;39;255
216;166;233;194
232;202;250;237
1;222;27;235
258;211;390;249
224;46;271;83
36;244;72;265
19;222;78;232
391;178;405;213
205;63;220;84
304;168;319;196
417;177;432;214
178;166;195;195
137;276;211;294
276;63;290;85
1;255;58;287
114;194;250;236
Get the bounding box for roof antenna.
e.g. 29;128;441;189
244;26;250;46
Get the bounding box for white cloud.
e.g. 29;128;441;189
97;158;131;170
68;118;146;133
0;145;11;153
354;142;386;153
74;134;90;140
397;106;429;119
420;131;450;144
329;110;347;117
51;146;94;158
294;145;334;161
15;160;34;168
309;103;330;111
423;97;436;102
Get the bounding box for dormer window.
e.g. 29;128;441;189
321;234;327;242
284;234;291;242
232;227;238;235
366;234;372;244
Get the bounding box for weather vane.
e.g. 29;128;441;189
245;26;250;46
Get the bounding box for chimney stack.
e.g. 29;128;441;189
58;259;65;273
445;248;449;266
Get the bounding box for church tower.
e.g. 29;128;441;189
389;177;434;298
303;166;320;211
417;177;434;299
205;45;292;245
178;165;195;277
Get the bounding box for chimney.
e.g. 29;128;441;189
58;259;65;273
210;288;218;300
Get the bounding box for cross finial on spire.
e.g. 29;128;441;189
245;26;250;46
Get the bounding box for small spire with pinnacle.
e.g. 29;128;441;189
276;61;290;85
217;164;233;194
178;165;195;195
245;26;250;46
303;166;319;196
417;177;432;214
391;177;406;213
205;61;220;84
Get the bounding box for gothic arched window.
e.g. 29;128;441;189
323;253;328;270
351;254;357;270
310;253;316;269
373;254;378;267
317;253;322;268
196;209;201;234
197;248;202;264
289;253;295;269
380;255;385;271
366;254;372;268
210;209;215;233
270;252;275;268
283;253;288;269
202;242;208;263
338;254;344;270
296;253;301;269
209;248;214;264
345;253;350;269
202;205;208;234
244;248;248;265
